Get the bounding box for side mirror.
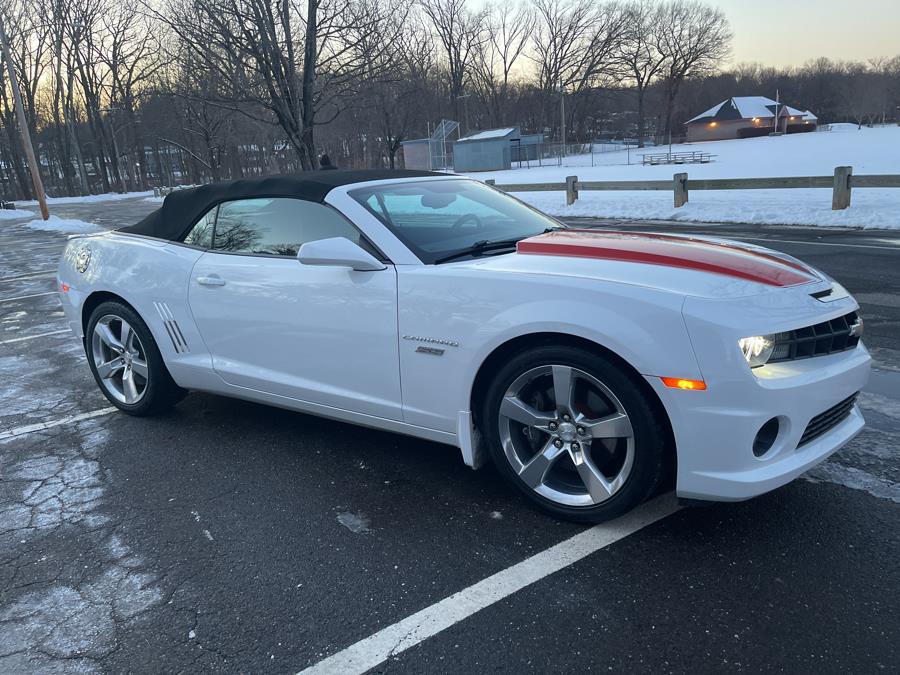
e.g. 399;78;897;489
298;237;386;271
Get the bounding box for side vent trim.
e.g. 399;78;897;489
153;301;190;353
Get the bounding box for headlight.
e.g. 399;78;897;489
738;335;776;368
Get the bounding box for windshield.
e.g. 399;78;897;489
349;179;562;263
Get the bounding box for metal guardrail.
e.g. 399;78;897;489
485;166;900;210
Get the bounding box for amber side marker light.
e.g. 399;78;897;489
60;283;70;292
661;377;707;391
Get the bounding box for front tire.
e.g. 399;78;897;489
481;345;667;523
86;300;186;416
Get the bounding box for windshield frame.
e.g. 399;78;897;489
348;178;565;264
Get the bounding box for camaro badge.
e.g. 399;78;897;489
403;335;459;348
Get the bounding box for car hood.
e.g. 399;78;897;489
455;229;827;299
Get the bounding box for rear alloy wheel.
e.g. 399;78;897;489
91;315;149;405
482;346;666;522
86;300;185;415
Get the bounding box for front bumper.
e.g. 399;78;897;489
649;343;870;501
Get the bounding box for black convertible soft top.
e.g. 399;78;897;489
120;169;443;241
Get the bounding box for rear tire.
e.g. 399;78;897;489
86;300;186;416
480;345;666;523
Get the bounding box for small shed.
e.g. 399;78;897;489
452;127;519;172
400;139;432;170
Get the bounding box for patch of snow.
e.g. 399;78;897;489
466;126;900;229
143;196;164;203
0;208;33;220
336;511;371;533
513;188;900;230
806;464;900;503
18;190;153;207
26;215;102;234
460;127;517;141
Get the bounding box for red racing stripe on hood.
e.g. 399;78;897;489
516;230;818;287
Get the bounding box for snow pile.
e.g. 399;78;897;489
18;190;154;207
26;215;103;233
466;125;900;229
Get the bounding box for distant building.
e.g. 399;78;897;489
451;127;544;172
400;139;432;170
685;96;817;142
452;127;519;172
401;126;545;171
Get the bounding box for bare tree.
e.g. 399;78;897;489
155;0;409;169
530;0;630;140
420;0;487;124
622;0;666;146
655;0;732;139
472;1;533;127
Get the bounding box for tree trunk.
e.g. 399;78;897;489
1;112;32;200
635;85;646;148
299;0;318;170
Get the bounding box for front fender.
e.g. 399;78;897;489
397;266;701;435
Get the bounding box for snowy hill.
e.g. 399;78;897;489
465;126;900;229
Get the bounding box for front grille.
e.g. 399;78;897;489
798;392;859;447
768;311;861;364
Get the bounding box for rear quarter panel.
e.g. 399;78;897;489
59;233;212;387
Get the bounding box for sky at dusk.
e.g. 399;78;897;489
717;0;900;66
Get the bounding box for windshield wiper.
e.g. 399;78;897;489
433;228;563;265
434;238;521;264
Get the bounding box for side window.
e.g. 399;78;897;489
212;198;363;257
183;206;216;248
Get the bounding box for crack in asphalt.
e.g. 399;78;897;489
0;417;164;672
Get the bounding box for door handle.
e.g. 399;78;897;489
196;276;226;286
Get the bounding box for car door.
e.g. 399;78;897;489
186;197;403;421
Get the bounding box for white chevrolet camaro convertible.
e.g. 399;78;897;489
58;170;870;521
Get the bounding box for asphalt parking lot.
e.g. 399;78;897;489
1;197;898;674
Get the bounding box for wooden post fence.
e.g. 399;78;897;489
565;176;578;205
487;165;900;212
832;166;852;210
673;173;688;208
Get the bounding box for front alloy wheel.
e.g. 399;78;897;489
499;364;635;507
482;345;667;522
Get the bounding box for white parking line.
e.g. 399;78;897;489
297;495;679;675
0;271;55;283
0;291;58;303
730;236;900;251
0;407;116;441
0;329;69;345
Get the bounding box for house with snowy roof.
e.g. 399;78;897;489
685;96;817;142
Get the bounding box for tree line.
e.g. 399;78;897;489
1;0;898;199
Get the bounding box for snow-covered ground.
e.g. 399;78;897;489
17;190;154;207
26;215;103;234
465;126;900;229
0;208;33;220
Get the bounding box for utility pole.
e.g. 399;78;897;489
0;17;49;220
